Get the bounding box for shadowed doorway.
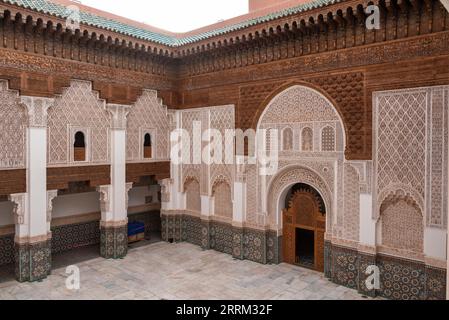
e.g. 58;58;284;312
283;183;326;272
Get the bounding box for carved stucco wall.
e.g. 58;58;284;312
250;85;358;241
47;80;111;166
179;105;235;198
374;86;449;233
380;195;424;259
185;178;201;214
343;164;360;242
213;181;233;220
126;90;170;161
0;80;27;169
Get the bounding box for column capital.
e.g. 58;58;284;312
125;182;133;208
46;190;58;224
8;193;27;225
158;178;172;203
20;96;54;128
106;104;130;130
97;185;112;214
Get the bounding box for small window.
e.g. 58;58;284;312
282;127;293;151
321;126;335;152
301;127;313;152
144;133;152;159
74;131;86;162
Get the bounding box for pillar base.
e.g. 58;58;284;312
14;239;51;283
100;224;128;259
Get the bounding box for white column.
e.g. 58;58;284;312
201;195;213;219
105;104;130;225
233;162;247;226
20;96;54;241
359;193;376;248
13;96;54;281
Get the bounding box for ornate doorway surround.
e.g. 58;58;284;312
282;184;326;272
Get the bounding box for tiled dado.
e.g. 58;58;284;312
100;225;128;259
51;221;100;254
1;220;101;268
161;213;279;265
15;240;52;282
0;234;14;266
328;244;447;300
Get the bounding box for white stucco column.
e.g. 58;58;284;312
15;96;54;282
233;161;247;226
359;193;376;248
99;104;130;259
105;104;130;225
20;96;54;241
201;195;213;218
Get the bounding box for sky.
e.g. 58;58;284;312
78;0;249;33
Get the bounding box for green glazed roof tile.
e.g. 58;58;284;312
2;0;342;47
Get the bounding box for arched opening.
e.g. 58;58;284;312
127;176;163;247
282;127;293;151
282;183;326;272
301;127;313;152
143;133;152;159
378;192;424;256
50;182;102;270
73;131;86;162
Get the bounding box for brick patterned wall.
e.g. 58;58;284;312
0;169;26;196
47;165;111;190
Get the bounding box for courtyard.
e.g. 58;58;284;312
0;242;371;300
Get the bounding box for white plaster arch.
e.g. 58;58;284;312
256;84;347;151
266;164;333;232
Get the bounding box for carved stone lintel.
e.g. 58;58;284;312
46;190;58;223
106;104;130;130
20;96;54;128
9;193;26;225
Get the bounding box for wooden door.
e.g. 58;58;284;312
282;209;295;265
282;189;326;272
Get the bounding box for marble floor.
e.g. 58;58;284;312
0;242;372;300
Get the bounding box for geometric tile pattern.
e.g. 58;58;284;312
51;221;100;254
0;234;14;266
100;225;128;259
328;244;447;300
14;240;52;283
